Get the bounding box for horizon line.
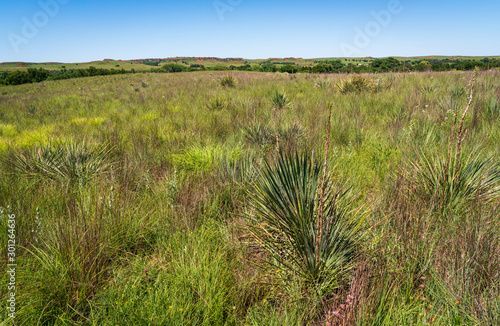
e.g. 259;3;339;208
2;54;500;65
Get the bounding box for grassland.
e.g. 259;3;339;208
0;69;499;325
2;55;499;72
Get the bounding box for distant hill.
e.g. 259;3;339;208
1;55;499;72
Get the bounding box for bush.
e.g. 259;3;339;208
336;75;375;94
245;152;365;295
314;79;332;88
11;140;113;188
5;70;30;85
219;75;237;88
162;63;187;73
243;122;305;149
279;64;299;74
244;123;274;147
206;96;230;111
414;150;500;211
270;90;292;110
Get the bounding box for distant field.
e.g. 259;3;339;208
1;55;499;72
0;60;156;71
0;70;499;325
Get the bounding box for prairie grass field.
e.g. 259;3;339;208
0;70;499;325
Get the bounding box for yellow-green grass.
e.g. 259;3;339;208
0;69;499;325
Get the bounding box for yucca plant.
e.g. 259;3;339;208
416;69;500;212
12;140;112;188
314;79;331;89
243;123;275;147
279;122;305;141
244;123;305;148
336;76;375;94
270;90;292;110
206;96;229;111
219;75;237;88
419;82;438;94
245;152;365;295
269;90;292;152
414;150;500;211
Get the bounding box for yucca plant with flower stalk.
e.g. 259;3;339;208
414;149;500;212
11;140;113;188
270;90;292;110
245;151;365;296
269;90;292;152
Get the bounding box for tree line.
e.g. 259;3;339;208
1;58;499;86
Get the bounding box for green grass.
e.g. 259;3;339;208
0;69;499;325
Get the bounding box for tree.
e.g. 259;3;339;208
312;63;334;73
279;64;299;74
371;57;400;72
161;63;187;73
5;70;30;85
260;63;277;72
27;68;49;82
414;60;432;72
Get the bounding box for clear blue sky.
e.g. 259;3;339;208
1;0;499;62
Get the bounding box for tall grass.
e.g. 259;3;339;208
0;69;499;325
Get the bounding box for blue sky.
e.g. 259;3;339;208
1;0;499;62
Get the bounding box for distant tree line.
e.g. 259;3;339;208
0;67;139;85
304;57;500;74
1;58;499;86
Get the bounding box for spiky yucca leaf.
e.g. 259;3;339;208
414;150;500;211
219;75;237;88
336;76;376;94
12;140;112;187
314;79;332;89
245;152;364;294
270;90;292;110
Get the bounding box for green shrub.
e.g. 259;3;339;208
270;90;292;110
419;82;438;94
245;152;365;295
11;140;113;188
336;75;376;94
219;75;237;88
414;150;500;211
244;123;274;147
206;96;230;111
244;122;305;149
162;63;187;73
314;79;332;88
